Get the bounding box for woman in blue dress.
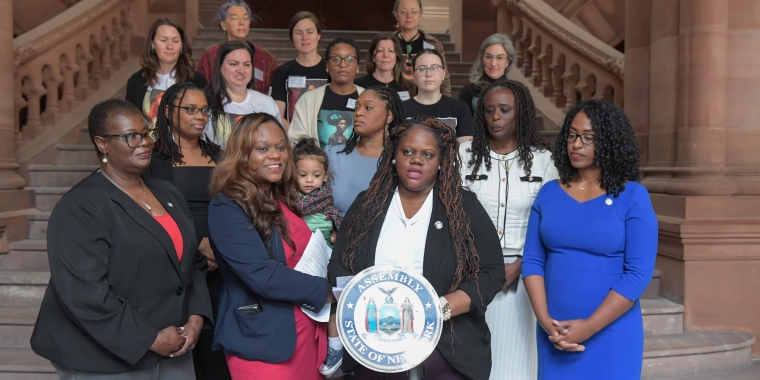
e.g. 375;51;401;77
522;99;658;379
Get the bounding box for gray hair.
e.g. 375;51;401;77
217;0;252;22
468;34;516;88
392;0;423;16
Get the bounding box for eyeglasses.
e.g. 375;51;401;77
484;54;508;63
398;9;421;16
101;131;154;148
566;132;595;145
328;56;357;66
414;65;443;75
176;106;211;116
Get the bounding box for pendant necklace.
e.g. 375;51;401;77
100;170;152;213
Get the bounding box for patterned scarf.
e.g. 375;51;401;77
299;186;342;229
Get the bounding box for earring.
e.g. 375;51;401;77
102;153;108;164
438;166;441;170
391;159;396;164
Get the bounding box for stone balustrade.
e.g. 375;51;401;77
493;0;624;116
12;0;133;142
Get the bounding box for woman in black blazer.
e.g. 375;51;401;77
142;82;229;380
126;18;207;127
328;116;505;380
31;99;212;377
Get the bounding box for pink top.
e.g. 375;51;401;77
154;214;184;262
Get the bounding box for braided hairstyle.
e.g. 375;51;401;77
341;86;406;154
466;79;548;178
154;82;220;164
555;99;640;197
340;116;480;294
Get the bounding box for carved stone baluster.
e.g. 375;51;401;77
21;76;47;140
41;65;63;126
561;68;579;112
550;55;566;108
89;36;102;91
539;47;553;97
576;75;596;101
529;38;542;87
100;28;113;80
110;18;122;70
522;31;532;77
76;44;93;100
60;55;79;113
14;95;28;140
511;20;524;70
120;10;132;61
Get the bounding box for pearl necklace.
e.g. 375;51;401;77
99;170;152;213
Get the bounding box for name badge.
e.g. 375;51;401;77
254;68;264;81
423;41;435;50
288;75;306;88
347;98;357;109
398;91;410;101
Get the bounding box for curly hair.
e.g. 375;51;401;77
153;82;220;164
555;99;641;197
210;113;302;255
466;79;548;178
140;18;195;87
341;86;406;154
340;116;480;294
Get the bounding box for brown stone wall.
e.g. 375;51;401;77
460;0;497;62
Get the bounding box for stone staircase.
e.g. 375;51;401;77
0;25;757;380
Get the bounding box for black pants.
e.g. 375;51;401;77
193;270;232;380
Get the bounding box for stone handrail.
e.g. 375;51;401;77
13;0;134;144
494;0;624;117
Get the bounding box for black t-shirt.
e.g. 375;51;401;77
270;58;329;121
317;86;360;148
354;75;411;101
403;96;473;137
458;75;508;116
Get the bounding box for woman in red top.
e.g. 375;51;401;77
196;0;277;94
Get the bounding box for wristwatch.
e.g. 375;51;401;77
440;296;451;321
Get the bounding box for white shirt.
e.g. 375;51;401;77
374;189;434;275
147;71;176;92
205;89;282;147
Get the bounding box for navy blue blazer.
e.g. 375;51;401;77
207;193;329;362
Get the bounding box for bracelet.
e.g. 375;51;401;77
439;296;451;321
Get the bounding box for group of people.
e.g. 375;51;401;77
29;1;658;380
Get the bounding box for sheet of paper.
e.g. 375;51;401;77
332;275;354;302
303;302;331;322
294;231;331;277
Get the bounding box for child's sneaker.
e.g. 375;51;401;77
319;346;343;376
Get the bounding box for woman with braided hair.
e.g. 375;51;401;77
459;79;557;379
142;82;230;380
328;116;505;380
325;85;406;216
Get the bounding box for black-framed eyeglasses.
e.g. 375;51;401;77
328;55;357;66
175;106;211;116
100;131;154;148
566;132;595;145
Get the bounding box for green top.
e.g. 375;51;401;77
303;213;334;248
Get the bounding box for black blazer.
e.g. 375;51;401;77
125;70;208;113
31;172;212;372
328;184;505;380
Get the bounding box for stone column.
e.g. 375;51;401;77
0;0;26;190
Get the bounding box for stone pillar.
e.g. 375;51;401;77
0;0;26;191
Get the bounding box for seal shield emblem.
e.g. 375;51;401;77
337;265;443;373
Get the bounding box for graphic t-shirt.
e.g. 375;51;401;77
403;96;474;137
270;58;329;121
354;74;410;101
317;86;359;148
142;71;177;129
205;89;281;148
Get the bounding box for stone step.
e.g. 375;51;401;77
0;307;38;348
27;165;97;187
643;269;662;298
195;27;451;42
192;47;463;65
30;187;70;212
0;271;49;307
642;332;756;379
56;144;98;166
655;359;760;379
27;212;50;240
0;347;55;378
2;240;48;271
641;297;684;336
193;35;457;52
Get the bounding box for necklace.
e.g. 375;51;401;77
399;31;420;66
100;170;152;213
578;178;600;190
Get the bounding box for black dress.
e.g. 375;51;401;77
143;152;231;380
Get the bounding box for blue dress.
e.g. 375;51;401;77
522;181;658;379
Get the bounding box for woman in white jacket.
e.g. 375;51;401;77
288;37;364;147
459;79;558;380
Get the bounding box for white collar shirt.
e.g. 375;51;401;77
374;188;434;275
